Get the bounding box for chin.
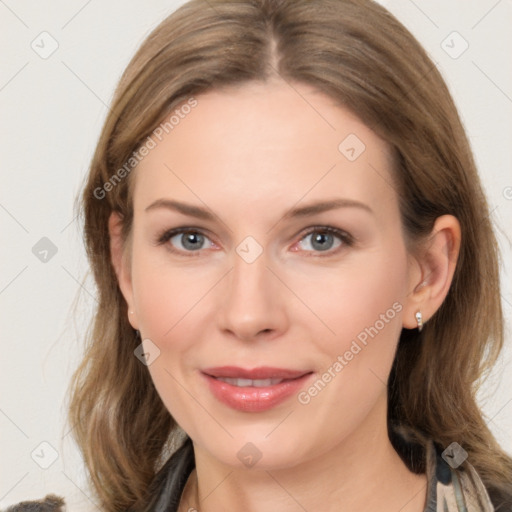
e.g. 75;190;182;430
193;428;314;471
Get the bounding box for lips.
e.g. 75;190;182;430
201;366;314;412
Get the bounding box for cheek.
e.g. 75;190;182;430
298;248;407;408
304;248;407;349
292;250;407;441
129;249;212;425
131;247;216;341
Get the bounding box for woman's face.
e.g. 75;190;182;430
118;79;420;469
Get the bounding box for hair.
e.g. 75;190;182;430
68;0;512;510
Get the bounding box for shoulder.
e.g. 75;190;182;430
426;441;496;511
0;439;195;512
128;436;195;512
1;439;195;512
390;423;511;512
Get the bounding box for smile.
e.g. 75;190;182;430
201;366;314;412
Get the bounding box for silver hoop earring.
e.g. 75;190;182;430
415;311;423;332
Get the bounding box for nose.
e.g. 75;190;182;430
217;247;289;342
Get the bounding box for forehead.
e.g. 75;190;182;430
132;80;397;222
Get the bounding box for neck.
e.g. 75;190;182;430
179;397;427;512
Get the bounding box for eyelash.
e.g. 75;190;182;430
155;225;354;258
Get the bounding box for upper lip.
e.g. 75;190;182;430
202;366;311;380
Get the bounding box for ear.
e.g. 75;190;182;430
402;214;461;330
108;212;139;330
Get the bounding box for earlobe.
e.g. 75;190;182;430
108;212;138;330
402;215;461;331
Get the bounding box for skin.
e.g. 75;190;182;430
109;78;461;512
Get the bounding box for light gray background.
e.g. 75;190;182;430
1;1;511;510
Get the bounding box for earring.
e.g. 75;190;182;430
415;311;423;332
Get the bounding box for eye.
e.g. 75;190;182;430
156;225;354;257
293;226;354;256
156;228;215;255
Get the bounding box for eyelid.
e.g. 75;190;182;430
155;226;214;244
293;225;354;256
155;225;354;256
155;226;217;256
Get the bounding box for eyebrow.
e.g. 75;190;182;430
144;198;373;220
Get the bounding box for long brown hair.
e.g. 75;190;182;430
68;0;512;510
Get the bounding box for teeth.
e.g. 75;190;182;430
216;377;284;387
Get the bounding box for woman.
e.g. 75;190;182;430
64;0;512;511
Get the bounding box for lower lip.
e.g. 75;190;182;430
202;372;313;412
